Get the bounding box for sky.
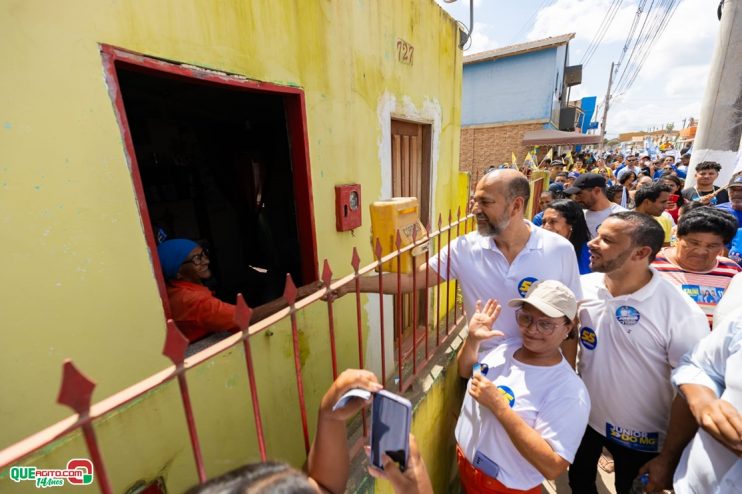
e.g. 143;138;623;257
434;0;719;138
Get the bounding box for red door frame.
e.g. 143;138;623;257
99;44;318;317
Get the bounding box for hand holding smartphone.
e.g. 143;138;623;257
370;390;412;472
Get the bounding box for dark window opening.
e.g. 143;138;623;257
116;64;306;309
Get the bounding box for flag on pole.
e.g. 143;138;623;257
511;151;517;168
545;148;554;161
565;150;574;170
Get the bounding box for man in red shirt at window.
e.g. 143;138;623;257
158;239;239;342
157;239;320;343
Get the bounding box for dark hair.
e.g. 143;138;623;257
619;171;636;186
606;185;624;203
506;175;531;203
677;207;738;244
659;174;685;207
556;171;568;177
544;199;591;255
634;182;672;208
660;172;683;188
679;201;707;217
608;211;664;262
186;462;316;494
695;161;722;173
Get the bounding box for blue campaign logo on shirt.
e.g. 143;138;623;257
517;277;538;297
681;284;702;302
615;306;640;325
579;327;597;350
496;385;516;408
606;423;659;452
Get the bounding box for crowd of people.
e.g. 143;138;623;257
175;154;741;493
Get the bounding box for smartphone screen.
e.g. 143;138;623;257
370;390;412;471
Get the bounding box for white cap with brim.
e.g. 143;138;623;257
507;279;577;320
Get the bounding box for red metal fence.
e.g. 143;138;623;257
0;210;475;493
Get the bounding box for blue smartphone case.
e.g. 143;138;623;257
370;390;412;471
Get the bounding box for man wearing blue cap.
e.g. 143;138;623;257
157;239;238;343
157;239;320;343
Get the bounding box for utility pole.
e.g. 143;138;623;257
687;0;742;188
600;62;615;149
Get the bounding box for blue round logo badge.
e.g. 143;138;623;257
616;306;640;325
496;385;516;408
517;277;538;297
580;327;597;350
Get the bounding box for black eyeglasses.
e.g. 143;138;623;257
515;309;568;335
183;248;209;266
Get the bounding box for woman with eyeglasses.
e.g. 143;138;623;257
455;280;590;494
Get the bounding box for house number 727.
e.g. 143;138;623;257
396;39;414;66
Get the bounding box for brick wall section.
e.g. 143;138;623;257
459;122;547;178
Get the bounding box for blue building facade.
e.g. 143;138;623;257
460;34;593;175
462;35;572;129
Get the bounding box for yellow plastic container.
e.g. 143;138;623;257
370;197;429;273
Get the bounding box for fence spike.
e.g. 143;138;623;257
163;320;189;365
375;237;383;261
283;274;298;305
412;223;418;242
437;212;443;231
351;247;361;272
395;230;402;249
57;360;96;415
457;205;461;219
234;294;253;331
322;259;333;287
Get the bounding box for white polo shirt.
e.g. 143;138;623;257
455;340;590;490
429;221;582;351
577;270;708;452
672;308;742;493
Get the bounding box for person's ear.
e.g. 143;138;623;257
632;245;653;261
511;196;525;216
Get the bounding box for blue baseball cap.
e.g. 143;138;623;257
548;182;564;193
157;239;199;280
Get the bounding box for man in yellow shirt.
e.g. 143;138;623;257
634;182;674;246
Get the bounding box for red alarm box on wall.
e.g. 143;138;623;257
335;184;362;231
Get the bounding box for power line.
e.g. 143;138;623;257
612;0;680;96
614;0;649;72
617;0;681;94
613;0;661;92
581;0;625;66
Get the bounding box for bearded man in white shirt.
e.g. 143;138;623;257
566;211;708;494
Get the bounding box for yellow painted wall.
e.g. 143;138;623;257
353;334;466;494
0;0;462;471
